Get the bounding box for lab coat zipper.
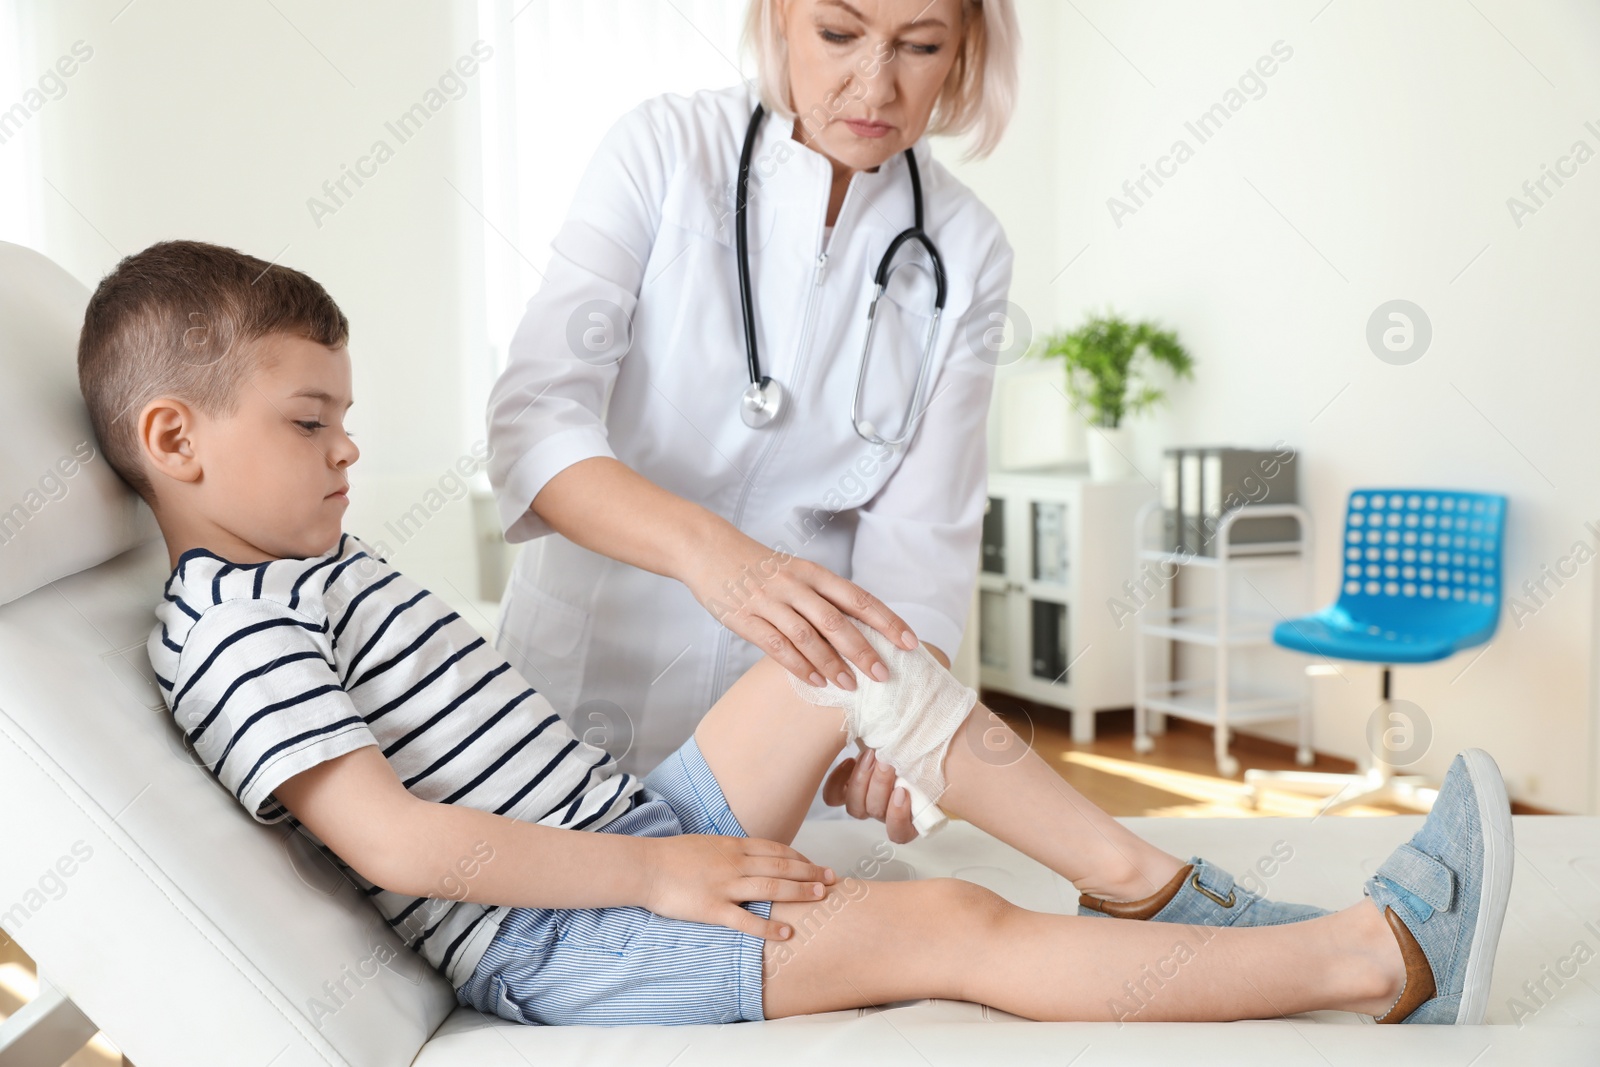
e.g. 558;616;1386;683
708;227;834;702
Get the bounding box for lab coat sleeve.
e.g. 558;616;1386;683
486;102;670;544
848;235;1014;659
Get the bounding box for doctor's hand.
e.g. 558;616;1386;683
682;524;918;692
823;744;920;844
642;834;836;941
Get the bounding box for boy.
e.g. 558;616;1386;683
80;240;1511;1026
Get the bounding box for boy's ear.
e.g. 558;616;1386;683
139;397;204;487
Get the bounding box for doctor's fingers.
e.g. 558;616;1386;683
884;787;918;843
838;747;881;819
860;750;901;826
762;602;869;691
736;610;837;689
826;751;920;843
848;748;900;829
799;572;919;672
821;757;857;808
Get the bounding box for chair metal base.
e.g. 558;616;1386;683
1242;763;1439;814
1243;663;1441;814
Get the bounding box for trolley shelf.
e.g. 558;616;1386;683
1135;607;1281;646
1142;680;1303;724
1137;543;1306;567
1131;499;1316;776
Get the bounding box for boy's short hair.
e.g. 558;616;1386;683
77;239;350;505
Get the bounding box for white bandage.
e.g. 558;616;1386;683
786;617;977;836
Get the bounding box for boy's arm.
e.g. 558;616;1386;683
167;597;818;927
274;745;833;940
273;745;653;909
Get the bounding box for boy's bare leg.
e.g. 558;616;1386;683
759;875;1407;1021
696;657;1409;1021
692;655;854;847
695;656;1184;900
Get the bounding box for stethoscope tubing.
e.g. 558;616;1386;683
735;102;767;393
734;101;948;446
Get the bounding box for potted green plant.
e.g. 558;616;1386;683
1031;311;1194;481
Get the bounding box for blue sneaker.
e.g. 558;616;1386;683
1365;748;1513;1024
1077;856;1332;927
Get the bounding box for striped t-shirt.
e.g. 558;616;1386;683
147;531;643;987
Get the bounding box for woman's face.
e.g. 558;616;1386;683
781;0;965;172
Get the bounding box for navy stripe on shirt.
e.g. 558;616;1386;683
146;532;642;990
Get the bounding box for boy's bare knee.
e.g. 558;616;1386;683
761;876;1015;1015
915;878;1012;1003
928;876;1012;926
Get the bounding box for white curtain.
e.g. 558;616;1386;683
474;0;752;379
0;0;39;249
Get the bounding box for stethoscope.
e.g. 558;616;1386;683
735;103;947;447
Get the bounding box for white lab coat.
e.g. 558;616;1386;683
486;81;1014;812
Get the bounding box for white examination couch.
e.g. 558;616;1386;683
1;240;1597;1065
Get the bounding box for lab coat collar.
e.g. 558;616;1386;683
750;102;928;239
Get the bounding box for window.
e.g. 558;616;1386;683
0;0;40;249
473;0;751;401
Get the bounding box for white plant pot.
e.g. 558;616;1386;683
1086;425;1136;482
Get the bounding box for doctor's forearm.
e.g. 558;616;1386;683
529;456;728;581
529;459;922;681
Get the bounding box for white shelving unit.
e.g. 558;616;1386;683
1131;500;1316;775
977;468;1158;744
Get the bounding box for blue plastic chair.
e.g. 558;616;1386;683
1244;488;1507;812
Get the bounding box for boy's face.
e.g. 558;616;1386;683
152;333;358;564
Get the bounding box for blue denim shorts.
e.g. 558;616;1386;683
453;733;773;1026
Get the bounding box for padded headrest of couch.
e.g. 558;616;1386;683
0;241;160;607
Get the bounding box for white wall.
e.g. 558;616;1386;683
13;0;1596;811
14;0;491;613
942;0;1600;813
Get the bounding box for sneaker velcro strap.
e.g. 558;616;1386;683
1376;843;1455;914
1191;858;1246;908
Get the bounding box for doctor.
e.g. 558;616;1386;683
486;0;1019;839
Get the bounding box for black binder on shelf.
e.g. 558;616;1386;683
981;495;1006;575
1162;446;1299;556
1030;599;1069;682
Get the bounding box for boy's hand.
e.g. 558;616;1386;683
642;835;836;941
823;745;919;844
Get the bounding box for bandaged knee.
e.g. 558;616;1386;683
786;617;977;837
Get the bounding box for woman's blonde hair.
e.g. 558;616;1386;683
741;0;1020;160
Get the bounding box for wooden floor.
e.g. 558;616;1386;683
980;691;1554;817
0;694;1548;1061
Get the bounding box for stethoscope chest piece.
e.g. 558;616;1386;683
740;375;784;428
733;102;945;446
